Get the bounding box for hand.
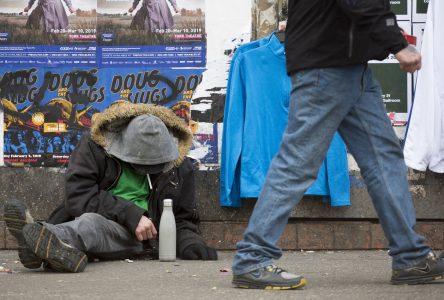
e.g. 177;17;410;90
128;7;134;13
181;244;218;260
69;7;76;14
135;216;157;241
24;6;30;12
395;45;421;73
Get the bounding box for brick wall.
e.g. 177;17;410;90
1;168;444;251
200;221;444;251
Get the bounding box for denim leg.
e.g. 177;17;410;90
337;68;430;269
43;213;143;259
232;65;367;275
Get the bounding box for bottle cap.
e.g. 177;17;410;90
163;199;173;207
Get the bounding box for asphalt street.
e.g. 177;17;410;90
1;250;443;300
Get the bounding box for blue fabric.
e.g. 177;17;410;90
232;65;430;274
220;36;272;207
220;33;350;207
220;35;271;207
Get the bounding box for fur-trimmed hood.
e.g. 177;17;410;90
90;102;192;167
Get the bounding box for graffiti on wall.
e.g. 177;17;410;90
1;68;102;166
0;66;204;166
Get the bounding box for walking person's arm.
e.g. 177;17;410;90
336;1;421;73
394;45;421;73
336;0;408;55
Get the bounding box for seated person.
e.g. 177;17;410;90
5;102;217;272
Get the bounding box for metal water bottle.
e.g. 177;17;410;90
159;199;176;261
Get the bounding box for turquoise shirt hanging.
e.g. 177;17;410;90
220;33;350;207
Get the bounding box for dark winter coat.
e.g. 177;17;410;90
285;0;408;73
47;103;206;258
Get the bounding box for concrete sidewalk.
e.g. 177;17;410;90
1;250;443;300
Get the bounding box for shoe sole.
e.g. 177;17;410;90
233;278;307;290
4;201;42;269
391;274;444;285
23;223;88;273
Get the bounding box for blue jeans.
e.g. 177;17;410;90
232;65;430;274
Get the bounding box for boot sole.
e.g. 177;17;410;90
233;277;307;290
391;273;444;285
4;201;42;269
23;223;88;273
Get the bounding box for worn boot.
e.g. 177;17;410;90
4;199;43;269
23;222;88;273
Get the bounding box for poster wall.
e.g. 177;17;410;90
189;0;251;169
0;109;3;165
0;0;97;66
97;0;205;67
0;66;204;166
1;67;104;166
188;122;219;167
0;0;431;169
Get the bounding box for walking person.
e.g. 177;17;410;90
232;0;444;289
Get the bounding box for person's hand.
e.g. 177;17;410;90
128;7;134;13
69;7;76;14
135;215;157;241
24;6;30;12
395;45;421;73
181;244;218;260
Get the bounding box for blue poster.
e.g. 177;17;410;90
0;66;204;166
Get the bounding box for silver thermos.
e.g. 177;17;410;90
159;199;176;261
